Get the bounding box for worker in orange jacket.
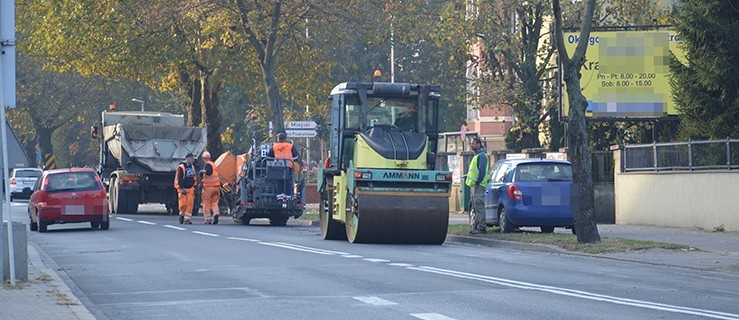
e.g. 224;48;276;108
268;132;299;195
199;151;220;224
175;153;197;224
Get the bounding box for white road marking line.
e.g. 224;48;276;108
411;266;739;320
227;237;260;242
387;263;414;267
410;313;457;320
363;258;391;263
116;217;133;222
353;296;398;306
163;225;186;231
272;242;348;255
341;255;363;258
259;242;334;255
137;220;156;225
192;231;219;237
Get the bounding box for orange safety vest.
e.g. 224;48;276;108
273;142;295;168
174;163;197;189
202;161;220;187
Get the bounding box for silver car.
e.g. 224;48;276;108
9;167;43;201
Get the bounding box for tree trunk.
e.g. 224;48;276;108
201;73;223;157
262;63;284;136
36;127;56;169
564;65;600;243
187;79;202;127
553;0;600;243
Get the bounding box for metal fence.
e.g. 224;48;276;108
623;138;739;172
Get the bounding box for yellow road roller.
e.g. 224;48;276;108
318;81;453;244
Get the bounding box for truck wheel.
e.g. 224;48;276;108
269;218;288;226
90;222;100;229
109;177;118;214
126;190;139;214
320;189;346;240
116;189;129;214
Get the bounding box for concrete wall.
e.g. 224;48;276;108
614;151;739;231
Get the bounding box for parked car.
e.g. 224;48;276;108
9;167;42;201
483;159;575;233
27;168;110;232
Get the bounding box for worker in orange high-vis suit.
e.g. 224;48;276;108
199;151;220;224
175;153;197;224
267;132;299;195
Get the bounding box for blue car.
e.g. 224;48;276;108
483;159;575;233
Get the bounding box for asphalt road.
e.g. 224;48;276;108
15;203;739;320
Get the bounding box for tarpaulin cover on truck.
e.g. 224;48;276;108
103;123;207;173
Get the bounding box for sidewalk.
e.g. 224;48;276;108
0;244;95;320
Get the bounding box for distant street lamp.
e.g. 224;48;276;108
132;98;145;111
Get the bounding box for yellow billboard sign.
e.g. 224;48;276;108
562;29;685;118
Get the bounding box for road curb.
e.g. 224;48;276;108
446;235;565;254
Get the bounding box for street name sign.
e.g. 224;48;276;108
286;129;318;138
285;121;317;129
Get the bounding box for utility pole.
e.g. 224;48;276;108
0;0;17;286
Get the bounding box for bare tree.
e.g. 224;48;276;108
552;0;601;243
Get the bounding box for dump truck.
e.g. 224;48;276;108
318;81;453;244
224;141;306;226
95;109;208;214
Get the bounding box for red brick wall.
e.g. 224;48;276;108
305;183;320;204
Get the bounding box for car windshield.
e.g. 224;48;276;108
15;170;41;178
46;172;100;192
515;163;573;182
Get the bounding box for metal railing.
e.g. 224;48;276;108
623;138;739;172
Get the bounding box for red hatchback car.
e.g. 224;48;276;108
27;168;110;232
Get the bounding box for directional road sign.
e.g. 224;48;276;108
286;129;317;138
285;121;318;129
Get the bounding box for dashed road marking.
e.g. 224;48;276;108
163;225;186;231
192;231;219;237
363;258;391;263
259;242;334;255
388;263;414;267
410;313;457;320
116;217;133;222
272;242;348;255
353;296;398;306
227;237;259;242
341;255;363;258
137;220;156;225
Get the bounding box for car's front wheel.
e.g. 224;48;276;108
499;207;515;233
91;221;100;229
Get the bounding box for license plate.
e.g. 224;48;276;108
63;205;86;215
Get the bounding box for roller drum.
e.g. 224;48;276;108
346;191;449;244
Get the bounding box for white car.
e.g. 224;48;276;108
9;167;43;201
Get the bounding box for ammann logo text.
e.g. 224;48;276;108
383;172;420;179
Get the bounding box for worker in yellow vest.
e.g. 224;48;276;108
199;151;221;224
465;137;490;234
